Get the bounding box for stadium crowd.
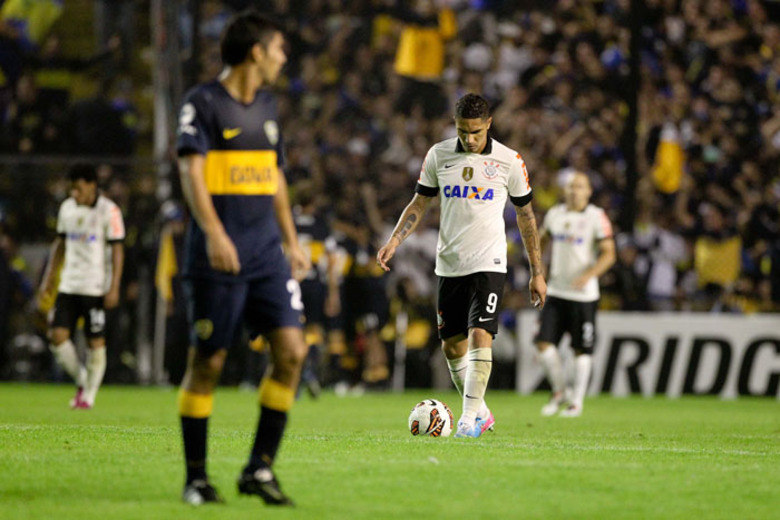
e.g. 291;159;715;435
0;0;778;386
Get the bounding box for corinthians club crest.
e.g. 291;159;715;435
483;160;500;180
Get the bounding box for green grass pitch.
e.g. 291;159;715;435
1;383;778;520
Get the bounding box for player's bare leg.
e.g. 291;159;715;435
238;326;306;506
442;334;493;432
80;337;107;408
537;342;565;416
454;328;493;438
48;327;87;408
362;329;389;388
180;347;227;505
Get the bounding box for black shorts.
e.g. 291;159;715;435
186;273;304;355
341;276;388;338
300;279;326;326
437;272;506;340
535;296;598;354
50;292;106;338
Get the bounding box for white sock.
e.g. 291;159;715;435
572;354;592;408
50;339;86;387
565;355;576;401
538;347;564;396
446;354;490;418
461;348;492;423
83;347;107;405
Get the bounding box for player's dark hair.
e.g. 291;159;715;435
455;93;491;120
68;163;97;184
221;10;284;66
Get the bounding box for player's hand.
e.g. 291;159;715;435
572;273;591;291
529;273;547;309
104;288;120;309
288;243;311;281
376;238;399;272
206;229;241;274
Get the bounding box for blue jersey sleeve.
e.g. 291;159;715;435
176;89;211;156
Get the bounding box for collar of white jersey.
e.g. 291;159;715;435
455;136;493;155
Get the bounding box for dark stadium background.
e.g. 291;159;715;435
0;0;778;395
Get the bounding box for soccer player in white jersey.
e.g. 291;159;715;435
536;172;615;417
37;164;125;409
377;93;547;438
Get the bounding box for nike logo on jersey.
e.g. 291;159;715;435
444;163;456;169
478;317;494;322
465;394;479;400
223;127;242;140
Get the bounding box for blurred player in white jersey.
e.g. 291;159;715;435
536;172;615;417
377;93;547;438
37;164;125;409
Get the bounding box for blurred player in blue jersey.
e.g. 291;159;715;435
292;181;340;397
175;11;309;506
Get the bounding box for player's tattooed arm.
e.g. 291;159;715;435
515;203;544;277
377;193;433;271
515;203;547;308
390;194;432;245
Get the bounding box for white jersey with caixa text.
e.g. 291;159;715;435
416;137;533;277
543;203;612;302
56;195;125;296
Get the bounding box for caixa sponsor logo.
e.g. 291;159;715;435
552;233;585;245
442;185;495;200
67;232;97;243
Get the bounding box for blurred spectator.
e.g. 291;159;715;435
0;0;63;88
387;0;456;118
93;0;133;73
605;234;649;311
634;208;689;311
66;78;135;155
32;33;120;109
693;203;742;311
1;72;60;153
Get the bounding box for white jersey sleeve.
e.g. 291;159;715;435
105;201;126;242
418;147;439;189
592;206;613;240
56;201;68;236
507;153;532;203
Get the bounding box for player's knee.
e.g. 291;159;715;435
469;327;493;348
190;350;226;382
278;341;307;372
87;338;105;350
536;341;554;352
440;338;461;358
49;328;70;345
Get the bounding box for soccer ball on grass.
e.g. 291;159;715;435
408;399;454;437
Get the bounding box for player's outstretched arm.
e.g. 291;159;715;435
514;203;547;308
179;154;241;274
376;193;433;271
